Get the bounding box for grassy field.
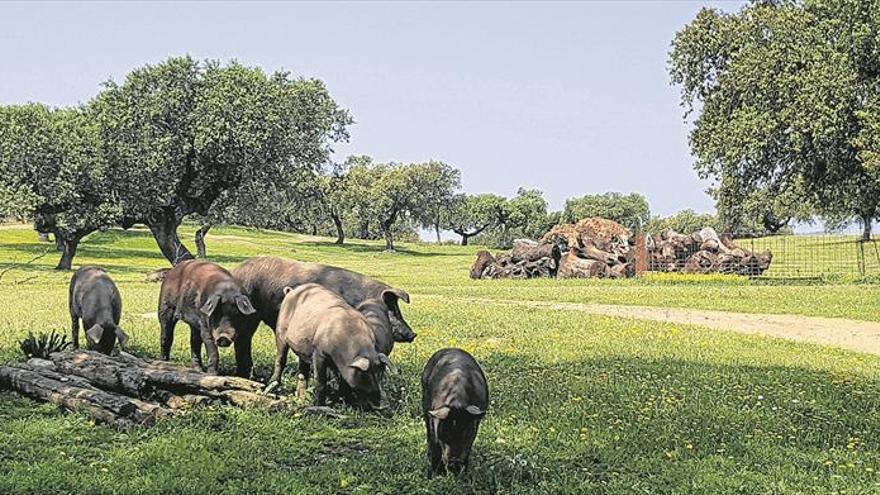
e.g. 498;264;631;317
0;224;879;493
742;234;880;279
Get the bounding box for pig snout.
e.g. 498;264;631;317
390;316;416;343
441;444;470;474
212;324;236;347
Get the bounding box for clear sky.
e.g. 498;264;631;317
0;0;746;216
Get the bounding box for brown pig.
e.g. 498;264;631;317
268;283;393;409
157;260;256;375
69;266;128;354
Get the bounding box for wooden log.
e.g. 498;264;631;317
557;252;609;279
510;241;560;264
470;250;496;279
0;365;150;428
50;351;266;397
578;238;617;264
608;262;631;279
683;250;718;274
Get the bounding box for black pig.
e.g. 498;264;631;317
69;266;128;354
157;260;256;375
421;348;488;475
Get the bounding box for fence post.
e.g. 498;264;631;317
858;239;866;278
634;232;648;276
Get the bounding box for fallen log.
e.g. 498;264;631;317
0;350;287;429
0;365;159;428
510;240;560;264
50;350;265;397
470;251;496;279
557;252;610;279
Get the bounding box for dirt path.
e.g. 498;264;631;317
464;297;880;356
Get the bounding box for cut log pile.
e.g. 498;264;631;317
0;350;283;429
471;218;636;279
647;227;773;276
470;220;774;279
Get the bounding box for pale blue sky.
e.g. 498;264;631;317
0;1;746;216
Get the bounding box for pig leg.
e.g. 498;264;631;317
295;356;311;399
312;351;329;406
234;332;254;379
426;419;443;474
188;323;204;370
201;326;221;375
158;307;177;361
268;337;288;387
70;312;80;349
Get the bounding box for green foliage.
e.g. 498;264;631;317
562;192;650;231
19;330;71;359
669;0;880;239
91;56;352;261
646;209;720;235
712;177;813;235
335;158;459;249
0;104;122;267
483;188;552;246
442;193;507;245
412;161;461;241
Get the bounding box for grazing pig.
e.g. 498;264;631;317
422;348;488;475
157;260;256;375
69;266;128;354
268;283;393;409
231;256;415;377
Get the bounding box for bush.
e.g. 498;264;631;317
19;330;71;359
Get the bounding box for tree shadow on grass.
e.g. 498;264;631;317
301;240;466;257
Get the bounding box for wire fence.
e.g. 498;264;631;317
640;232;880;279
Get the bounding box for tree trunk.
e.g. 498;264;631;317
330;214;344;245
381;221;395;251
863;216;873;241
435;222;441;244
194;224;212;259
55;230;82;271
461;234;470;246
147;212;194;265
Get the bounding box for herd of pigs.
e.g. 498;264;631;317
67;256;488;475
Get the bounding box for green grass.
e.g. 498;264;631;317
0;224;879;493
721;234;880;279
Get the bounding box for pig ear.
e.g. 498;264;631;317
428;406;451;420
465;405;486;418
383;288;410;305
200;295;220;316
349;356;370;372
235;295;256;315
85;324;104;345
283;286;294;295
378;353;397;374
114;326;129;349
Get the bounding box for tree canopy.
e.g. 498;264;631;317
0;104;120;269
669;0;880;239
92;56;352;263
562;192;650;231
442;193;507;245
